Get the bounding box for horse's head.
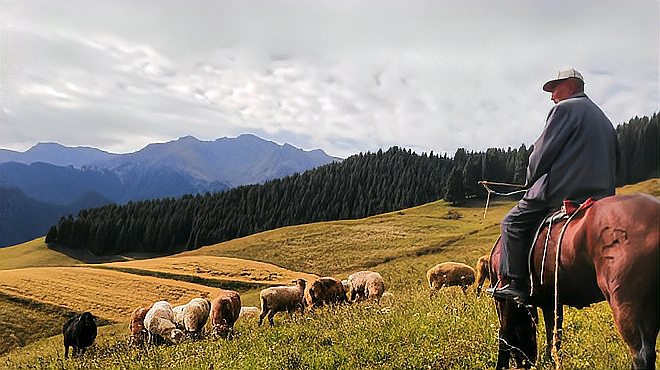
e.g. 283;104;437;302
490;238;538;369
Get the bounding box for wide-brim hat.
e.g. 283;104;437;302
542;68;584;92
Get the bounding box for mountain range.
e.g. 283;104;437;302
0;134;340;246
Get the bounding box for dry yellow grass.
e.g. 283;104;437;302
100;255;317;286
0;267;220;322
617;177;660;196
0;238;81;270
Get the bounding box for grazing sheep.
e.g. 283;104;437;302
144;301;185;344
341;279;350;292
305;277;348;309
172;298;211;339
427;262;476;297
347;271;386;303
239;306;260;319
259;278;307;327
210;289;241;337
381;291;395;306
475;254;491;297
128;303;153;345
63;312;97;359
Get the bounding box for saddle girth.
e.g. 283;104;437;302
527;198;597;298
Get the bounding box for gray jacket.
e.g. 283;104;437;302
524;92;618;207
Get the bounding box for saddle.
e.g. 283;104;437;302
527;198;597;297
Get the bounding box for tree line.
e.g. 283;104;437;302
47;112;658;255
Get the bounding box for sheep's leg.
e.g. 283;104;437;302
64;344;69;359
268;310;276;327
259;308;269;327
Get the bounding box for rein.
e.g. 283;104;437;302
478;181;527;218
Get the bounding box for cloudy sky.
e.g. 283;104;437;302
0;1;657;158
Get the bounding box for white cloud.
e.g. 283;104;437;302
0;1;657;157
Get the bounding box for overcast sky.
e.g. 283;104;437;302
1;1;657;158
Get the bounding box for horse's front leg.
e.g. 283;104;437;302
496;335;512;370
541;307;555;361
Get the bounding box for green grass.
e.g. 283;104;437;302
1;289;639;370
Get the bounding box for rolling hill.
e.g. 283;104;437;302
0;178;657;368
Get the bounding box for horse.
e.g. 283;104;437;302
489;193;659;369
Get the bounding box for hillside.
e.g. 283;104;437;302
0;178;657;368
0;238;81;270
45;112;659;258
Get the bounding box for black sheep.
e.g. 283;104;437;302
63;312;97;358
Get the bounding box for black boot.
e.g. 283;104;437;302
488;278;529;304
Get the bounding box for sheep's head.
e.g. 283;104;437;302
170;328;185;344
128;328;148;345
212;322;230;338
292;278;307;289
81;312;96;325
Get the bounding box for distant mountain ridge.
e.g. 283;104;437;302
0;134;340;246
0;143;118;168
0;187;112;247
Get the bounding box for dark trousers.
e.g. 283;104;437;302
500;199;551;280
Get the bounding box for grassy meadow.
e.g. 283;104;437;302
0;238;82;271
0;178;658;369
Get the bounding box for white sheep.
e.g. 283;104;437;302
381;291;395;306
172;298;210;339
347;271;386;303
258;278;307;327
144;301;185;344
239;306;260;319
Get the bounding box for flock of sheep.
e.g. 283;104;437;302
61;256;491;358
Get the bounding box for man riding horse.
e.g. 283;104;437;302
488;68;619;303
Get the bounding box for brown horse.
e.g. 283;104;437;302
490;193;659;369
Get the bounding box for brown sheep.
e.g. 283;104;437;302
347;271;386;303
128;303;153;345
304;277;348;309
475;254;491;297
259;279;306;327
210;289;241;338
427;262;476;297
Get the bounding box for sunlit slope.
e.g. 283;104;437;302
0;238;81;270
0;267;219;322
100;255;318;286
617;177;660;196
183;199;513;277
